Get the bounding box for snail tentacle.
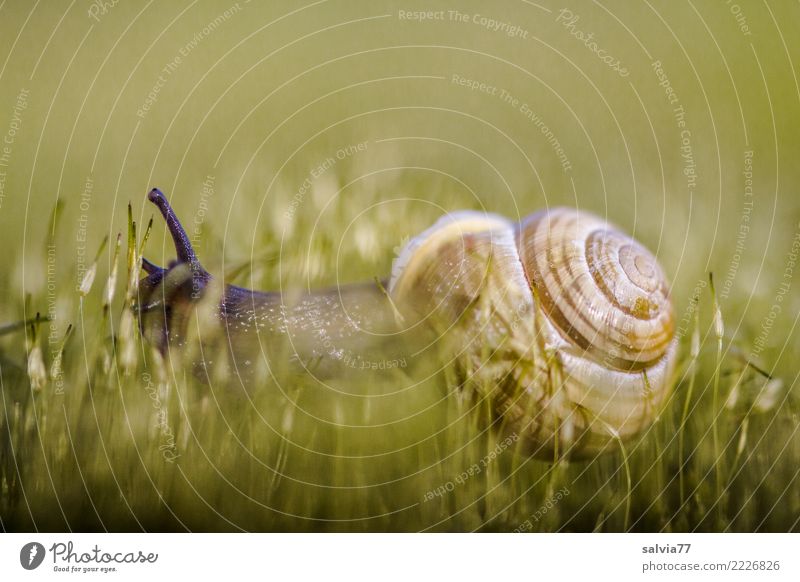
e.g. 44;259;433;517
147;188;202;268
141;257;164;275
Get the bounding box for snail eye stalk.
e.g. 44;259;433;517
147;188;200;267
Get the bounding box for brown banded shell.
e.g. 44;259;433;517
517;208;675;371
390;207;678;458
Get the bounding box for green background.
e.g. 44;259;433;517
0;0;798;531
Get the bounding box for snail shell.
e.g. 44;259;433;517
389;207;677;457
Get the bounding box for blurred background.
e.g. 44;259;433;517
0;0;798;532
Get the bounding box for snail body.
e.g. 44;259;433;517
138;188;677;459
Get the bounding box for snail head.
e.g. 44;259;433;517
137;188;211;350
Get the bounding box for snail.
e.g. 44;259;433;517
137;188;677;459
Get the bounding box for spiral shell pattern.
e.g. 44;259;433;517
517;208;674;371
390;206;678;458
